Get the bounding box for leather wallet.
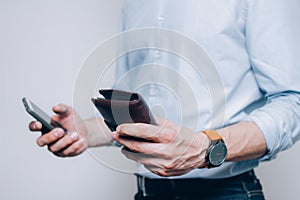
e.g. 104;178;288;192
91;89;157;133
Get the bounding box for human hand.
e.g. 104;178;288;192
112;119;210;177
29;104;88;157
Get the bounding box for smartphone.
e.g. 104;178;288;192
22;97;55;133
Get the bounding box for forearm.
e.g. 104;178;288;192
84;118;113;147
218;121;267;162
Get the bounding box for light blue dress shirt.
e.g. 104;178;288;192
115;0;300;179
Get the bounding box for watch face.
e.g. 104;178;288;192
208;142;227;167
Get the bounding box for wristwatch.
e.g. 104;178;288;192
202;130;227;168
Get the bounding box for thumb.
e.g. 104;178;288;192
52;104;70;116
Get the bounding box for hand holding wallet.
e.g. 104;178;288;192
91;89;157;142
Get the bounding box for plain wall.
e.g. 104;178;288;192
1;1;299;200
257;145;300;199
0;1;137;200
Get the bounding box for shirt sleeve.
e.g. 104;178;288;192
244;0;300;161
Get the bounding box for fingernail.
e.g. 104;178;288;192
60;106;67;112
55;105;67;112
116;126;121;132
70;132;79;140
112;132;117;139
54;129;64;137
54;105;60;110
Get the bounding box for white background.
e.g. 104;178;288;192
1;0;299;199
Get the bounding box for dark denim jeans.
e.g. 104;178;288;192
135;170;265;200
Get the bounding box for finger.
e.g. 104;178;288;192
55;139;87;157
144;164;191;177
52;104;70;116
48;132;80;153
73;143;87;156
156;118;176;128
121;149;189;176
121;147;155;164
61;138;87;156
119;141;173;163
113;132;165;154
51;104;73;128
29;121;42;131
116;123;177;143
29;121;52;134
36;128;65;147
54;145;86;157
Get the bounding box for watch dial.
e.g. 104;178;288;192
209;142;227;166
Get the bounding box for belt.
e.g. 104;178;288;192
136;170;256;198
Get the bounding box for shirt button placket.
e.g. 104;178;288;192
154;15;164;62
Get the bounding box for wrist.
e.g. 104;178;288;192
84;118;114;148
201;130;228;168
193;132;210;168
217;121;267;162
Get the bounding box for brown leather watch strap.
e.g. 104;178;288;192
202;130;222;141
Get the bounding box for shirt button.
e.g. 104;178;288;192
157;16;164;22
154;52;161;59
149;86;160;96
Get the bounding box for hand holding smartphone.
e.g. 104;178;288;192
22;98;90;157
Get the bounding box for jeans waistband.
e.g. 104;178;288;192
136;170;256;198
